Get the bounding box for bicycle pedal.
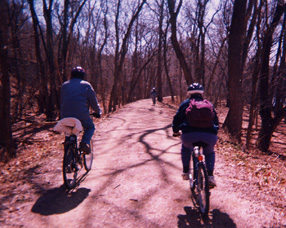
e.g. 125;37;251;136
65;165;72;173
72;163;79;172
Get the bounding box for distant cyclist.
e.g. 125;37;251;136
60;66;102;154
150;87;157;105
172;83;219;187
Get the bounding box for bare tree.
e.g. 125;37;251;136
0;0;16;158
167;0;193;85
163;20;175;102
257;1;286;151
246;0;264;149
28;0;48;114
108;0;147;112
223;0;250;143
155;0;165;102
57;0;87;82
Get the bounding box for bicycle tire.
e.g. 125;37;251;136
63;144;78;189
194;163;210;217
83;139;93;171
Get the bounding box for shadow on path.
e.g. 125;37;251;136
31;186;90;215
178;207;237;228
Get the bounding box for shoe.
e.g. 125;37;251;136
208;176;216;187
182;172;189;180
79;142;91;154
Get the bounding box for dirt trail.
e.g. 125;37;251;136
1;99;286;227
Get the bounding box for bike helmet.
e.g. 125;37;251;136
71;66;86;79
187;83;204;94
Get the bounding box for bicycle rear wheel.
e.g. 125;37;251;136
83;139;93;171
194;163;210;217
63;145;78;189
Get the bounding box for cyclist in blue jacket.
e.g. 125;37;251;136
60;66;102;154
172;83;219;187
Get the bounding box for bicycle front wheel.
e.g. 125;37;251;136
83;139;93;171
196;163;210;217
63;145;78;189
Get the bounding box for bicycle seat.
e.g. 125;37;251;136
192;141;208;148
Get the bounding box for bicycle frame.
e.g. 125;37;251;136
190;143;210;217
64;135;82;163
54;117;94;189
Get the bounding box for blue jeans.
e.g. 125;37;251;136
181;132;218;175
81;118;95;145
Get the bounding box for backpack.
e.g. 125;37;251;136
185;99;215;128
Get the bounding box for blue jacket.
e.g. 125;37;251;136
172;97;219;135
60;78;101;122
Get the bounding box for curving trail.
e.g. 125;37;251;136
3;99;285;228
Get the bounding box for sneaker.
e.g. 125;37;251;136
208;176;216;188
79;142;91;154
182;172;189;180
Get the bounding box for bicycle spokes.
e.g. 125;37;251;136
63;145;78;189
190;147;210;217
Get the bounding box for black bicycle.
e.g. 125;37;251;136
189;141;210;217
62;134;93;189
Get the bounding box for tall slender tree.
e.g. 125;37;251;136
167;0;193;85
257;1;286;151
223;0;249;143
0;0;16;158
108;0;147;112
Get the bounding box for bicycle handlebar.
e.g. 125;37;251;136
90;112;101;118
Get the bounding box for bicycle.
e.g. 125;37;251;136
189;141;210;217
54;115;98;189
62;133;93;189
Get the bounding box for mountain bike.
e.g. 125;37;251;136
189;141;210;217
62;134;93;189
54;115;99;189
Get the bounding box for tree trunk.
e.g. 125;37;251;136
0;0;16;158
28;0;50;116
223;0;248;143
163;23;174;102
167;0;193;85
108;0;146;112
246;0;263;149
156;0;164;102
257;2;286;152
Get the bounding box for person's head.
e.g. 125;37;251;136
71;66;86;79
187;83;204;98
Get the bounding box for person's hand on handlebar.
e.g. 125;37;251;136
173;132;181;137
93;113;101;118
91;110;102;118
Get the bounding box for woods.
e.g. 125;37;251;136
0;0;286;159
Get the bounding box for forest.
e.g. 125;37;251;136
0;0;286;160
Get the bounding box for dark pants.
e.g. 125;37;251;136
181;132;218;175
